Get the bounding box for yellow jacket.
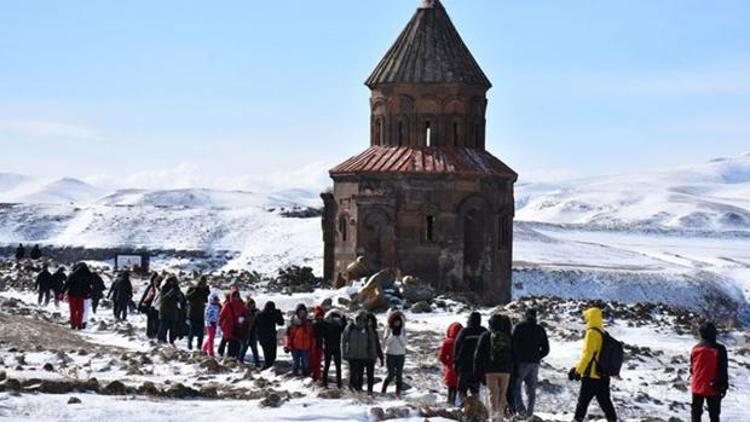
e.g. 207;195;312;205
575;307;604;379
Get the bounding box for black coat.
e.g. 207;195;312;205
255;303;285;344
15;245;25;260
51;270;66;293
185;284;210;320
108;275;133;304
35;269;53;292
30;246;42;260
454;324;487;375
474;330;514;377
159;283;185;321
320;312;347;353
91;274;106;300
512;318;550;364
63;265;93;298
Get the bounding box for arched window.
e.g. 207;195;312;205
425;215;435;242
374;118;384;146
453;122;459;147
425;121;432;147
339;215;348;242
398;120;404;146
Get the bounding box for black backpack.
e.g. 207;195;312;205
590;327;624;377
490;332;512;364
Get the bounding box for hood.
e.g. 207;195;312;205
488;314;511;334
467;311;481;329
446;322;463;339
325;309;346;325
355;311;368;327
699;322;717;343
387;310;405;327
314;305;325;319
583;307;604;329
264;301;276;312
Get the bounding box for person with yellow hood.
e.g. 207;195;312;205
569;307;618;422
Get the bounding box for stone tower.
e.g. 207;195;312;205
321;0;517;304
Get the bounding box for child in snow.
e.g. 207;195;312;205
439;322;463;405
203;294;221;356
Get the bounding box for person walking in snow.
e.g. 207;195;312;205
512;308;550;418
108;270;133;321
454;311;487;402
139;273;162;338
30;244;42;260
51;266;66;308
157;275;186;344
185;276;210;350
474;313;514;422
438;322;463;406
321;309;346;389
382;310;407;396
255;301;285;369
14;244;25;261
202;294;221;356
90;272;106;314
239;296;261;366
342;311;376;393
309;305;325;381
690;321;729;422
365;313;384;395
219;290;249;359
35;264;54;306
284;303;315;377
569;307;617;422
62;262;93;330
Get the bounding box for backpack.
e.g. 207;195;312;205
590;328;624;377
490;332;512;364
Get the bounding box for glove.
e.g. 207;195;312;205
568;367;581;381
284;347;290;354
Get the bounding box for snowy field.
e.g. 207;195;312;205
0;275;749;421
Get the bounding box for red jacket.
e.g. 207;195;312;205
219;297;248;341
439;322;463;388
285;316;314;351
691;340;728;396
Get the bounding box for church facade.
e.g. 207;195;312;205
321;0;517;304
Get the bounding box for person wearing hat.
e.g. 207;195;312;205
511;308;550;418
310;305;326;381
690;321;729;422
202;293;221;356
34;264;54;306
285;303;315;377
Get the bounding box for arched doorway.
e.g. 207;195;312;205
361;210;393;271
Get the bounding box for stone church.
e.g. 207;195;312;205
321;0;517;304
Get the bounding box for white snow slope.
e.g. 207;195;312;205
516;152;750;231
2;153;750;319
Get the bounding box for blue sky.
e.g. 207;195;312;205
1;0;749;189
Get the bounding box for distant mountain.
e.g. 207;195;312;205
517;152;750;231
0;176;106;205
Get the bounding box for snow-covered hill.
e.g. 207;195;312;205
517;152;750;231
2;153;750;321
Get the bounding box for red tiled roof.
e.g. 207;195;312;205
330;147;517;179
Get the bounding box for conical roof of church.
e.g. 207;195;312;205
366;0;491;89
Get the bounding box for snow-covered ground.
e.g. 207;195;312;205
0;270;749;421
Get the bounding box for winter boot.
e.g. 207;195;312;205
381;380;389;394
